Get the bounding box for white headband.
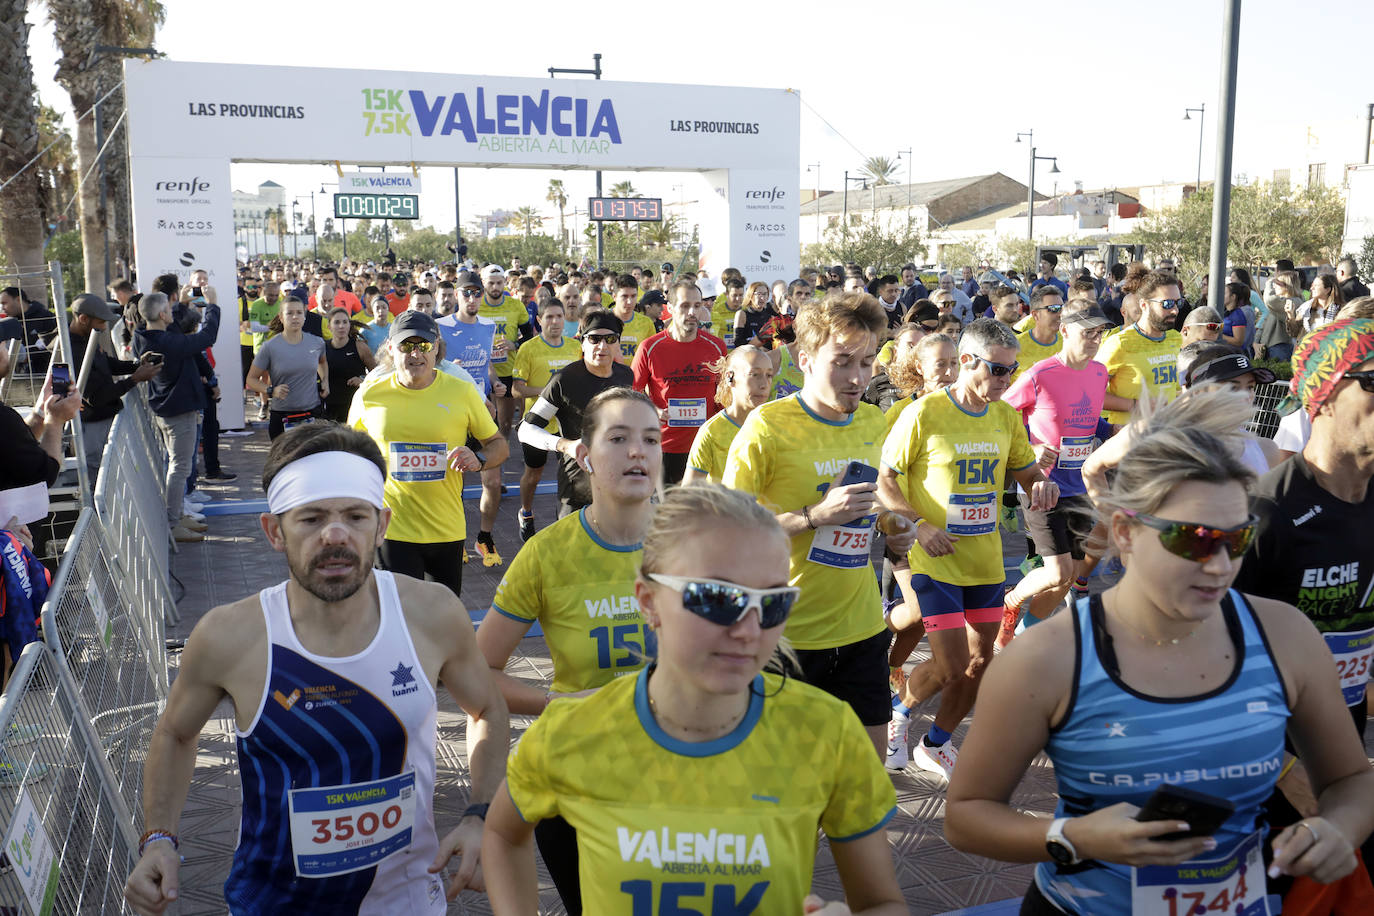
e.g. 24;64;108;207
266;451;386;515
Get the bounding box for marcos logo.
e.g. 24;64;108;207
406;88;621;143
154;177;210;194
157;220;213;231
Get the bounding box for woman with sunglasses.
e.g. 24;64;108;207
944;386;1374;915
483;483;905;915
477;387;660;914
732;281;778;349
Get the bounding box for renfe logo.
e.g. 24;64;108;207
744;187;785;202
155;178;210;194
408;89;621;144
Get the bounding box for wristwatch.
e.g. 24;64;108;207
266;384;275;398
461;803;490;821
1045;817;1081;866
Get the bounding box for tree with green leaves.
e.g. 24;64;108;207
45;0;166;291
1127;182;1346;293
509;207;544;240
802;216;925;274
859;156;900;187
0;0;48;295
546;179;568;248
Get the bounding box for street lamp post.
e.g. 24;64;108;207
805;163;820;246
321;183;345;260
842;170;867;249
896;148;913;230
1184;104;1205;191
1015;130;1060;242
293;195;315;259
550;54;603;267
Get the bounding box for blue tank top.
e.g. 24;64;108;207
1036;591;1289;915
225;572;445;915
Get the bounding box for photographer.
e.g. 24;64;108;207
132;284;221;543
66;293;160;481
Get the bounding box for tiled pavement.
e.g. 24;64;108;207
162;414;1059;914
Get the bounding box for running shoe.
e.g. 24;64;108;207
913;738;959;781
999;505;1020;533
885;715;910;771
996;603;1020;650
1018;554;1043;576
187;490;210;503
204;471;238;481
221;429;254;438
257;404;269;421
476;541;503;567
518;511;535;543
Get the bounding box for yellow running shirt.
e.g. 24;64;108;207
722;394;887;651
348;372;496;544
490;509;648;694
505;669;896;915
711;293;738;342
511;335;576;435
477;294;528;368
1011;329;1062;383
770;346;804;399
686;411;742;482
882;388;1036;585
1095;324;1183;425
617;311;658;362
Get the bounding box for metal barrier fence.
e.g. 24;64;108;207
94;390;177;629
1248;380;1290;440
42;509;169;822
0;643;139;915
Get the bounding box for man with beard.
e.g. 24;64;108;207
1095;269;1183;427
124;423;510;915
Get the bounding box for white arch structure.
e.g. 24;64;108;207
124;59;800;428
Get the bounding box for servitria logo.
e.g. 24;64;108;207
759;250;772;264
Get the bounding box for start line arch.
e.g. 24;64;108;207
124;59;800;428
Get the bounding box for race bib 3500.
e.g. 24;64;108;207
288;772;417;878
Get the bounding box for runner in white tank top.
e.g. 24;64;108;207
126;426;510;916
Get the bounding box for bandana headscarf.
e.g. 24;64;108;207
1276;318;1374;418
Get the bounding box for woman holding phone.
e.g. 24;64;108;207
943;387;1374;914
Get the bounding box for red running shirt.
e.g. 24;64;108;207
631;330;727;454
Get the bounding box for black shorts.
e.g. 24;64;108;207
795;628;891;726
378;538;464;598
662;452;689;485
522;442;549;469
1024;493;1093;560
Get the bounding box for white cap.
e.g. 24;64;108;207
697;276;718;298
480;264;505;280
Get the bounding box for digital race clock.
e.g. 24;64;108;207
588;197;663;221
332;193;419;220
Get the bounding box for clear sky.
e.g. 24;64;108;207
25;0;1374;238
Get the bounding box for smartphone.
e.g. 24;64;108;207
1136;784;1235;840
144;352;164;366
837;461;878;489
191;286;202;297
50;363;70;398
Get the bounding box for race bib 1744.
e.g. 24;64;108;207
288;771;417;878
1131;831;1269;916
389;442;447;482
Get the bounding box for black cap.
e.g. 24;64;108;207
72;292;119;322
661;262;674;272
455;270;480;289
388;310;439;342
639;290;668;308
908;303;940;325
578;309;624;338
1185;351;1276;388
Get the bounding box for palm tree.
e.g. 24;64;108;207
45;0;165;290
0;0;48;295
37;105;77;241
609;180;638;198
643;215;680;249
266;207;287;257
859;156;900;186
546;179;568;251
510;206;544;240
